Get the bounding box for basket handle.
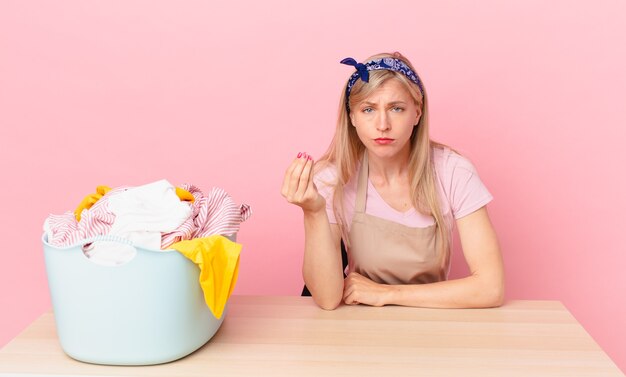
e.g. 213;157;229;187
79;234;135;247
79;235;138;267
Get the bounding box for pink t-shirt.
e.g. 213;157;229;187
314;147;493;229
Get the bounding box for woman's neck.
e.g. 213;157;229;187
366;148;411;185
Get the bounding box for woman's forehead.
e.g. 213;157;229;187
361;79;412;103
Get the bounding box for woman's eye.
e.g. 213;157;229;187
392;107;404;112
363;108;373;113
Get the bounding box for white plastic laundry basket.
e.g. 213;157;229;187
42;233;232;365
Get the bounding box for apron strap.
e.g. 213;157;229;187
355;153;368;214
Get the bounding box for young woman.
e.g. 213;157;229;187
281;52;504;310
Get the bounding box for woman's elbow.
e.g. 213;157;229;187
482;281;505;308
313;294;343;310
305;278;344;310
488;290;505;307
310;286;343;310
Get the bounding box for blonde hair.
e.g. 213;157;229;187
315;52;452;256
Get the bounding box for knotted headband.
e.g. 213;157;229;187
341;57;424;111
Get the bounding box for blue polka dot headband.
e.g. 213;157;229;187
341;57;424;111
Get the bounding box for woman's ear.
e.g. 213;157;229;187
349;111;356;127
414;107;422;126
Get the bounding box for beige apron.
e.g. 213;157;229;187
347;154;450;285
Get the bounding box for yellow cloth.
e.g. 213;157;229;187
74;185;112;221
170;235;241;319
176;187;195;203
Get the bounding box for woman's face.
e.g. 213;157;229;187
350;78;421;161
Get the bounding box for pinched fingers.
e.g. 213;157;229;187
296;155;315;197
281;152;314;204
281;152;307;198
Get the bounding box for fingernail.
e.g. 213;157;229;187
307;155;313;161
297;152;302;158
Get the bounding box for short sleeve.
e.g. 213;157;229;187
313;165;339;224
437;149;493;220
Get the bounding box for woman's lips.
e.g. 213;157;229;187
374;138;394;145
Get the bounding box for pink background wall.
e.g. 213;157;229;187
1;0;625;371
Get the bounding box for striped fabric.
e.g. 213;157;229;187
45;183;251;249
44;186;127;247
161;184;251;249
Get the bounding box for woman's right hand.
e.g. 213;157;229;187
281;152;325;214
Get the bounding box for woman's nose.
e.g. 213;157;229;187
376;113;390;131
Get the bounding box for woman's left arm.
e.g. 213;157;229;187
342;206;505;308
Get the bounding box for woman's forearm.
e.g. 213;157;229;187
302;209;344;310
382;207;504;309
383;274;505;309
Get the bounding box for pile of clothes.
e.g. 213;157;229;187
43;179;251;319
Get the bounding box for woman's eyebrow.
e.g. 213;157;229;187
387;101;407;106
360;100;407;106
360;101;377;106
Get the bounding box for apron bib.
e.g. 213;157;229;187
347;154;449;285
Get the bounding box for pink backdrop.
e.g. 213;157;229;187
1;0;625;371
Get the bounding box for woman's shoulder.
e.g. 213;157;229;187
313;161;339;188
432;145;478;175
431;144;493;218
